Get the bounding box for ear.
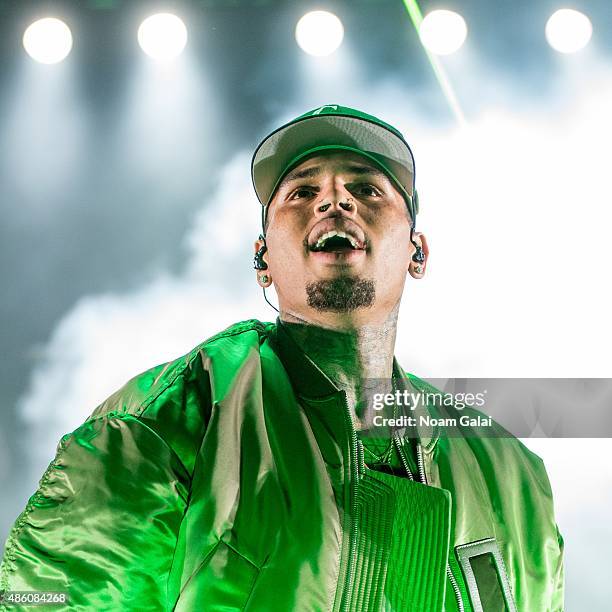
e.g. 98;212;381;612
408;232;429;279
254;236;266;255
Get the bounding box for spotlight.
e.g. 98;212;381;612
295;11;344;57
23;18;73;64
138;13;188;61
419;10;467;56
545;9;592;54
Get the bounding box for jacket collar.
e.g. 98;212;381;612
267;317;439;452
268;317;338;399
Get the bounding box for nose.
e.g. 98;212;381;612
317;200;354;212
313;188;356;218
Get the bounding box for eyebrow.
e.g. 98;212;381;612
278;163;386;191
280;166;322;187
344;164;386;178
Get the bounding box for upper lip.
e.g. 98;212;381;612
307;219;367;251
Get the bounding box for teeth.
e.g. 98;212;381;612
314;230;359;249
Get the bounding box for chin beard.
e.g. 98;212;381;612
305;276;375;312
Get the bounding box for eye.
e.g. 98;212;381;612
352;183;382;197
288;186;318;200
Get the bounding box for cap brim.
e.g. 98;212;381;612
251;113;416;215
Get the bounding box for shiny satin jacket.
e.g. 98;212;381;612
0;319;564;611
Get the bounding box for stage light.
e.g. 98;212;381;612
418;9;467;56
23;18;73;64
138;13;188;61
295;11;344;57
545;9;592;54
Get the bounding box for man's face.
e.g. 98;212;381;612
256;150;426;321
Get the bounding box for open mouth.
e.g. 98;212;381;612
309;230;364;253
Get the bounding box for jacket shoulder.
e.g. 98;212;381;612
88;318;275;421
79;319;276;476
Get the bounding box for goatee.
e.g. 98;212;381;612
306;276;375;312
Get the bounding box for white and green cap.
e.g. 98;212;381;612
251;104;418;227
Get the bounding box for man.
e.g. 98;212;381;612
1;105;563;611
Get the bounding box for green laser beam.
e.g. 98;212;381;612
402;0;467;126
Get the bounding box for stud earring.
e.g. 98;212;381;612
259;274;269;284
414;265;423;274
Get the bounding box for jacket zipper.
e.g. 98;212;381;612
392;434;415;480
340;392;359;612
416;445;465;612
447;565;464;612
341;397;465;612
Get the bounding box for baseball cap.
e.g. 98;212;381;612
251;104;418;226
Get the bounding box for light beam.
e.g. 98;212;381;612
402;0;466;126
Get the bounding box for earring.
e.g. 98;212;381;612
414;265;423;274
253;234;268;270
259;274;269;284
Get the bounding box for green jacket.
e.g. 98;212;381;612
0;318;564;611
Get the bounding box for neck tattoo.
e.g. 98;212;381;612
280;302;400;430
